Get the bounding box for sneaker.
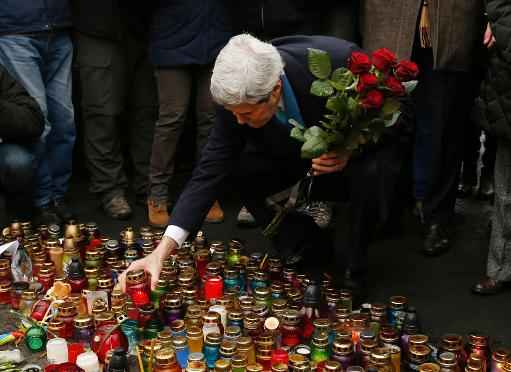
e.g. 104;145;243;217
53;198;75;222
205;200;224;223
34;205;62;226
103;195;132;220
237;206;257;227
148;198;169;228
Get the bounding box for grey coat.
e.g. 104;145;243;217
360;0;485;72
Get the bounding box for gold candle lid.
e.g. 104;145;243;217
215;359;231;372
97;276;113;288
272;363;288;372
155;348;177;365
84;267;99;278
0;280;12;291
419;363;441;372
389;295;407;308
206;332;223;345
74;315;93;328
0;259;10;270
232;353;248;368
172;336;188;349
236;336;253;348
324;361;342;372
126;269;146;284
410;345;432;357
332;340;353;354
371;347;391;364
247;364;263;372
170;319;185;333
220;340;237;354
186;326;203;337
94;311;115;323
58;301;77;316
409;334;429;346
85;250;101;260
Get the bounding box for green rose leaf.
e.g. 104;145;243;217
310;79;335;97
347;97;358;112
383;98;401;116
308;48;332;80
384;111;401;127
403;80;418;94
301;136;329;159
326;95;346;113
288;118;305;130
330;67;353;90
290;127;306;142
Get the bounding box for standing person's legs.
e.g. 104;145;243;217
480;131;496;200
44;33;76;221
0;34;60;224
148;67;193;226
195;65;224;223
0;144;36;220
473;140;511;294
422;70;471;255
127;39;158;203
75;33;131;219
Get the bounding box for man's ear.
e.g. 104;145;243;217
271;79;283;103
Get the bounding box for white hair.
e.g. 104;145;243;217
210;34;285;106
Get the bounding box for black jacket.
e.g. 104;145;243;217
0;65;44;143
475;0;511;141
228;0;323;40
71;0;152;41
170;36;361;232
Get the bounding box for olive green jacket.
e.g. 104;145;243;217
360;0;486;72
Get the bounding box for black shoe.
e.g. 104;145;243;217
422;224;450;256
53;199;75;222
457;183;476;199
472;277;510;295
34;205;62;226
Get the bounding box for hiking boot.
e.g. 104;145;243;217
103;195;132;220
53;198;75;222
205;200;224;223
148;198;169;228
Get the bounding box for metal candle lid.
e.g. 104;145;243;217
155;348;176;365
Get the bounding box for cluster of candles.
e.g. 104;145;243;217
0;221;510;372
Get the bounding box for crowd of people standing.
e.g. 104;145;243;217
1;0;510;295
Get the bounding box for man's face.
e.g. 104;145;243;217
225;80;282;129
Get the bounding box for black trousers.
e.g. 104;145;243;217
413;47;475;224
75;32;158;203
236;142;408;279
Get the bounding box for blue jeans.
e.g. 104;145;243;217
0;143;36;219
0;32;75;207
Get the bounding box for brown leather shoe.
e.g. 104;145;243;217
205;200;224;223
148;198;169;227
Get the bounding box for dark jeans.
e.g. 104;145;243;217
237;142;407;279
0;143;35;220
75;32;158;203
413;47;474;224
149;66;216;201
0;33;75;208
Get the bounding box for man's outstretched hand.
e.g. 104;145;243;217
117;236;177;292
311;151;351;176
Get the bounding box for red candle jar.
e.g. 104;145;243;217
57;301;77;339
10;281;29;310
204;275;224;302
0;259;11;281
0;280;11;305
281;310;302;348
271;349;289;366
48;319;66;339
38;268;55;293
126;269;150;308
91;322;128;363
194;249;210;279
137;304;156;329
31;298;51;321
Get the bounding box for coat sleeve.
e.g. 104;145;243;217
487;0;511;64
0;66;44;141
169;106;244;232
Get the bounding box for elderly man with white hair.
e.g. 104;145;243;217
120;34;413;299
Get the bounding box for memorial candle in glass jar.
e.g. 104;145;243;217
126;269;151;308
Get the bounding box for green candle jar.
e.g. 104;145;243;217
25;325;47;352
150;279;168;309
311;333;329;363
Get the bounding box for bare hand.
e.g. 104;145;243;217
484;22;496;48
311;151;351;176
117;236;177;291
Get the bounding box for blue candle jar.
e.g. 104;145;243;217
204;333;222;369
173;336;190;369
170;319;187;337
227;310;244;329
224;268;241;291
251;270;268;292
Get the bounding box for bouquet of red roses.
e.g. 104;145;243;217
290;48;419;158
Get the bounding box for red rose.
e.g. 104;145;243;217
361;90;384;109
395;60;419;81
356;73;379;93
372;48;397;72
348;51;371;74
385;76;405;96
